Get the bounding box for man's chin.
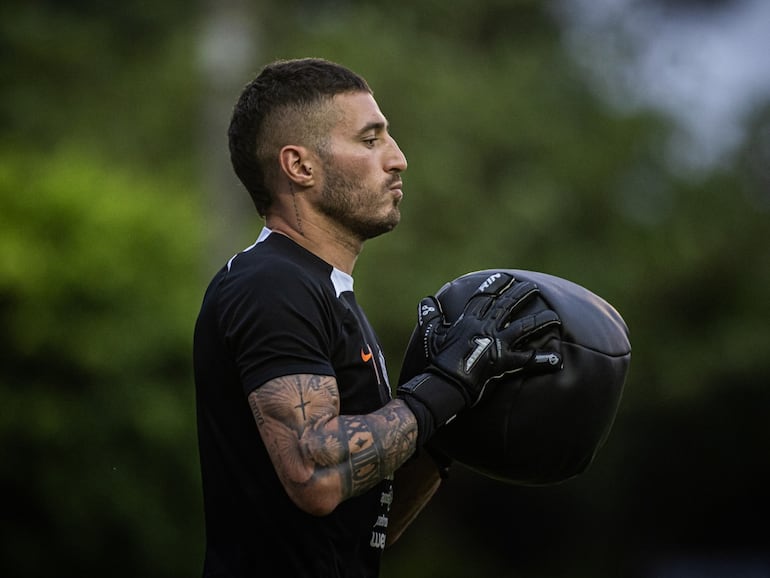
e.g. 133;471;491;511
361;213;400;240
381;210;401;234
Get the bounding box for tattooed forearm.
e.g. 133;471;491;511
345;417;382;496
248;374;419;511
338;400;417;498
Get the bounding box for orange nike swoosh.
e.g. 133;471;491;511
361;347;373;363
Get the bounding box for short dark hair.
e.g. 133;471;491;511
228;58;372;216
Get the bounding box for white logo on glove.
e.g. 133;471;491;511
465;336;493;373
419;303;436;323
476;272;502;293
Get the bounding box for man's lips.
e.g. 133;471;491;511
389;180;404;200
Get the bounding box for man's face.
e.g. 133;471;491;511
316;92;407;241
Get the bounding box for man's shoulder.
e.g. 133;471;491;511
228;240;295;275
219;236;333;304
232;233;327;274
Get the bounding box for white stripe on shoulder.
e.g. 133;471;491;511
227;227;272;271
330;268;354;298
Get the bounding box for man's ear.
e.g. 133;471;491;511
279;145;317;187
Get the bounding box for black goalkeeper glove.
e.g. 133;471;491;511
398;273;562;446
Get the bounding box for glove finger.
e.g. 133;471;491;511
501;309;562;345
482;349;538;389
527;349;563;373
467;279;539;320
485;281;541;325
494;348;562;381
417;296;444;331
472;271;515;297
462;272;517;319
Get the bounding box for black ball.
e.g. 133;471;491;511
398;270;631;486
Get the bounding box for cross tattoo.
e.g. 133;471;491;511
294;392;310;420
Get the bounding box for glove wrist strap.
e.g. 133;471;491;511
397;372;467;447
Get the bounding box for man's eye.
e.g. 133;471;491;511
363;137;378;147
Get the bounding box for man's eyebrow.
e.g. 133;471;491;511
357;121;388;136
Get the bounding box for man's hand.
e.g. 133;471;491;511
422;275;562;405
397;274;562;445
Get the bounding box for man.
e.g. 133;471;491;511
193;58;561;577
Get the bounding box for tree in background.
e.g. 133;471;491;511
1;2;205;576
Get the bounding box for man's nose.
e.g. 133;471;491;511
385;137;407;173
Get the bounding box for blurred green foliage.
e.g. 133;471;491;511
0;143;204;576
1;0;768;576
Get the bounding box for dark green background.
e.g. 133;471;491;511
2;0;768;576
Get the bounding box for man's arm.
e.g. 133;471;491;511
249;278;562;518
248;373;418;516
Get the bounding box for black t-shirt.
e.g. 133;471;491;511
193;229;394;578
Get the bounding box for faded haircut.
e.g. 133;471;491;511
228;58;372;216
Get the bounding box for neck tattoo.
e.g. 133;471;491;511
290;180;304;237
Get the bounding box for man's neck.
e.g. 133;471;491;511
266;214;362;275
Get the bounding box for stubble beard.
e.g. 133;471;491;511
318;162;401;241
